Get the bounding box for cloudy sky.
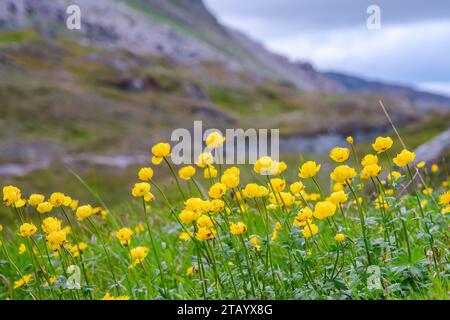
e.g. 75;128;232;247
204;0;450;95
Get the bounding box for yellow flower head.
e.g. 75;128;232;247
313;201;337;220
14;274;32;289
179;231;193;241
196;152;214;168
254;156;280;175
333;182;344;192
372;136;393;153
151;142;170;164
439;191;450;206
42;217;62;234
195;227;216;241
18;243;26;255
138;167;154;181
209;199;225;213
361;154;378;167
329;147;350;163
186;264;198;276
205;131;225;148
361;164;382;179
335;233;345;242
221;173;240;188
28;194;45;206
346;136;354;144
249;235;261;250
3;185;21;206
132;182;151;197
184;198;208;214
70;242;88;257
63;196;72;207
431;164;439;173
330;165;357;183
18;223;37;237
116;227;134;246
208;183;227;199
230;222;247;235
36;201;52;214
269;192;295;206
179;210;197;224
49;192;65;207
327;191;348;205
290;181;305;194
203;166;218;179
130;246;149;263
388;171;402;180
196;214;214;229
178;165;196;180
393;149;415;167
76;204;93;221
243;183;262;198
299;161;321;179
102;293;129;300
268;178;286;193
302;223;319;238
417;161;426;169
144;193;155;202
46;230;67;249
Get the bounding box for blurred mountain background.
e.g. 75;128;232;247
0;0;449;198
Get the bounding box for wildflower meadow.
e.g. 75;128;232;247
1;133;449;300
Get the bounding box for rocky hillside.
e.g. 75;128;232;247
1;0;449;107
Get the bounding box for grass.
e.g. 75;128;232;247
0;135;449;300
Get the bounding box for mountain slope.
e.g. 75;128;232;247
2;0;449;107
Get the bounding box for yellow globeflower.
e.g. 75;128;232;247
302;224;319;238
76;204;93;221
3;185;21;206
417;161;426;169
313;201;337;220
195;227;216;241
372;136;393;153
268;178;286;193
346;136;354;144
41;217;62;234
14;274;33;289
249;235;261;250
102;293;129;300
327;191;348;205
221;173;240;188
46;230;67;250
269;192;295;206
197;214;214;229
254;156;278;175
330;165;357;183
335;233;345;242
144;192;155;202
196;152;214;168
178;166;196;180
393;149;415;167
18;223;37;237
298;161;321;179
28;194;45;206
242;183;260;198
179;210;196;224
132;182;151;197
18;243;26;255
431;164;439;173
290;181;305;194
333;182;344;192
49;192;65;207
37;201;53;214
138;167;154;181
205;131;225;148
209;199;225;213
439;191;450;206
230;222;247;235
116;227;134;246
204;166;218;179
63;196;73;206
208;183;227;199
130;246;149;263
329;147;350;163
361;154;378;167
151;142;171;165
361;164;382;179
